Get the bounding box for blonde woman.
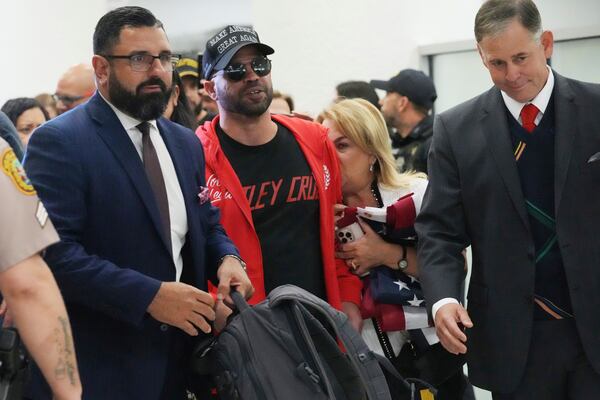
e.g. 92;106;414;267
319;98;468;398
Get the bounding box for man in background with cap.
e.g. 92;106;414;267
175;56;218;124
196;25;363;329
175;56;202;113
371;69;437;173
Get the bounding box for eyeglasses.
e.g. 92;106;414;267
218;56;272;82
53;93;85;105
101;53;181;72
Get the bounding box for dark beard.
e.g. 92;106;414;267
219;82;273;117
108;74;171;121
382;111;395;128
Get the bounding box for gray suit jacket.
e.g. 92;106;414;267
415;71;600;392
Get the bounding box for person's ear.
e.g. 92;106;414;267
204;79;218;101
540;30;554;60
92;55;110;87
369;155;377;170
396;95;409;113
172;85;180;107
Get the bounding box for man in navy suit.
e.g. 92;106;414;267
416;0;600;398
24;6;253;399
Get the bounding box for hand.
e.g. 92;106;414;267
333;203;346;223
342;301;363;333
214;300;233;332
335;219;398;275
434;303;473;355
147;282;216;336
217;256;254;306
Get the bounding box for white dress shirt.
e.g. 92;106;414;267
501;66;555;128
101;93;188;281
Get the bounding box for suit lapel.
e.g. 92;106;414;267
87;94;171;253
552;72;577;215
480;88;530;229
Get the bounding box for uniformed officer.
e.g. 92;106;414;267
0;137;82;400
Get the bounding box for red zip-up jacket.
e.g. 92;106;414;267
196;115;362;309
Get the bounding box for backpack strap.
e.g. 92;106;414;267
269;285;393;400
231;289;250;312
295;304;367;400
373;353;438;399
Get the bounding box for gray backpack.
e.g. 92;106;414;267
191;285;426;400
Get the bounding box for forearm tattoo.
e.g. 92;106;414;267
53;316;77;385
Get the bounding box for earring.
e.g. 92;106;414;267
369;163;374;172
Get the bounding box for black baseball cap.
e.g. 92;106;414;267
202;25;274;79
370;69;437;110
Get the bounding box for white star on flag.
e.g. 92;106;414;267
409;276;418;284
407;295;424;307
394;280;409;291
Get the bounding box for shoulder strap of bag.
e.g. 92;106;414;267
269;285;393;400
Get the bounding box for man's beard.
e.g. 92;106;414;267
108;74;171;121
382;110;396;128
219;81;273;117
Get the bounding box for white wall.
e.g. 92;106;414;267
252;0;600;116
0;0;106;104
115;0;252;54
0;0;252;105
251;0;481;116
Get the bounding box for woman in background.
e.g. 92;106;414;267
163;72;197;130
1;97;49;146
319;98;470;399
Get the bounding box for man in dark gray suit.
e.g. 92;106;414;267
415;0;600;398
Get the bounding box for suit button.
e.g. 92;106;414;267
160;324;169;331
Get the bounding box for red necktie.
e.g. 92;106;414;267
520;103;539;133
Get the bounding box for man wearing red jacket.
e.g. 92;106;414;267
196;25;362;328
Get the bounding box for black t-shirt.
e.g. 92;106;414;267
217;123;326;299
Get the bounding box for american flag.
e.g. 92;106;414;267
360;270;439;351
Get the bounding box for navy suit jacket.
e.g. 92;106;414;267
24;93;238;399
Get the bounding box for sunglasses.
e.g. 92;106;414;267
219;56;272;82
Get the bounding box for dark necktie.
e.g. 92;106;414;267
137;122;171;248
520;103;540;133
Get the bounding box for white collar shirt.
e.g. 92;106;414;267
501;66;555;128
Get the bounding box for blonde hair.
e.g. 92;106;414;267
319;98;424;189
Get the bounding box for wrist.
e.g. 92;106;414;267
390;244;408;271
218;254;247;271
382;243;404;270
